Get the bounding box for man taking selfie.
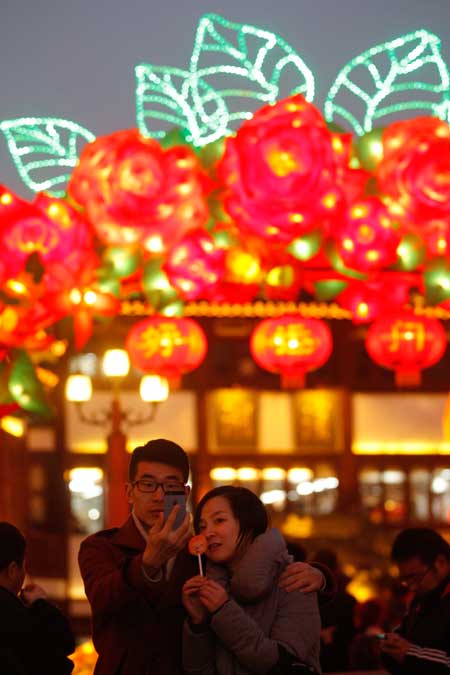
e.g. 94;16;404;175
79;438;330;675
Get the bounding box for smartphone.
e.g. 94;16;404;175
163;491;187;530
375;634;387;640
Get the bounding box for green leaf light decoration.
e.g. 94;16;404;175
314;280;348;301
142;259;183;314
395;233;426;271
324;30;450;135
424;258;450;305
136;13;314;146
8;351;53;418
0;117;95;196
288;231;323;261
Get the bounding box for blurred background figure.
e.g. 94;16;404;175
312;547;357;673
349;598;385;671
0;521;75;675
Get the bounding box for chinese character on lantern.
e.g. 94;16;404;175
126;316;207;385
250;316;332;387
366;311;447;387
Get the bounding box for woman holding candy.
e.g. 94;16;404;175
182;486;321;674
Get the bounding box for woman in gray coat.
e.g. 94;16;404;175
182;486;321;674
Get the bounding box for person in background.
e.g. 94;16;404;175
79;438;328;675
182;485;321;674
0;521;75;675
349;598;385;671
312;547;356;673
381;527;450;675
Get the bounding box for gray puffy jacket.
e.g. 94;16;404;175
183;528;321;674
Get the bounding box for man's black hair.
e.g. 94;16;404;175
0;522;26;571
391;527;450;565
129;438;190;482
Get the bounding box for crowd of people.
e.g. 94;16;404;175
1;437;450;675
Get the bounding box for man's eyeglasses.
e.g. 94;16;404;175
399;565;432;589
132;480;186;494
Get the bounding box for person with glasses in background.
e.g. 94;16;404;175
78;439;331;675
380;527;450;675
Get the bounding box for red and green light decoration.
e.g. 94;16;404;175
1;15;450;416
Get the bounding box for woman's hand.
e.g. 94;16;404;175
199;579;229;614
182;576;209;624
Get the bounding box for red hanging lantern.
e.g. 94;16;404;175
126;316;207;385
366;311;447;387
250;316;332;387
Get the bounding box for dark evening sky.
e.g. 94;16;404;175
1;0;449;197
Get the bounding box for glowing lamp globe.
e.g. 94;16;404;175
250;316;332;387
366;312;447;387
126;316;207;385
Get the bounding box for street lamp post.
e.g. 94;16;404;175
65;349;169;527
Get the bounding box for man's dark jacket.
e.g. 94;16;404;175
0;585;75;675
382;573;450;675
78;516;197;675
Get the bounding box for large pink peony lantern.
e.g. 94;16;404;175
377;117;450;247
0;186;94;286
68;129;210;252
217;95;345;244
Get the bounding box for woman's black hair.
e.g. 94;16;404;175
194;485;268;546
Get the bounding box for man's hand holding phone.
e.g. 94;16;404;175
379;632;411;663
142;497;190;574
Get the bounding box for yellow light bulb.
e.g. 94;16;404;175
366;250;380;262
0;192;13;205
145;235;164;253
357;302;369;317
70;288;82;305
351;204;369;219
342;238;354;251
332;136;344;153
322;192;337;209
83;290;97;306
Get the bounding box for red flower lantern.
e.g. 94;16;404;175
163;229;225;300
334;197;401;273
250;316;332;387
0;186;94;284
366;311;447;387
218;94;344;244
126;316;207;384
376;117;450;237
337;276;411;324
68;129;209;251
